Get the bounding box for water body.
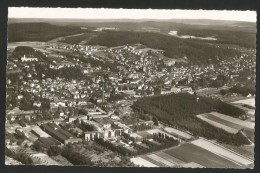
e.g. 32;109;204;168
168;31;217;41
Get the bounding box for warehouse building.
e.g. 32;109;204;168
40;123;82;144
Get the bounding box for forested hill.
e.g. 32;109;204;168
8;23;83;42
9;46;49;62
88;30;241;64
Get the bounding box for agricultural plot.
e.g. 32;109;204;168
191;139;253;166
221;143;254;160
146;154;175;167
141;155;167;167
209;112;254;129
163;127;193;140
181;162;205;168
156;152;185;165
204;113;255;140
130;138;250;168
232;98;255;108
130;157;158;167
197;114;239;134
164;143;242;168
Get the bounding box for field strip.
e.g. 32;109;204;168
147;154;175;167
201;138;254;162
191;139;253;165
210;112;254;129
163;127;193;139
130;157;159;167
213;152;243;167
204;114;243;130
157;152;185;165
197;114;238;133
141;156;166;167
181;162;205;168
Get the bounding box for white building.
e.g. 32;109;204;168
21;55;38;62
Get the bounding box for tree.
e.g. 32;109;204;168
153;116;159;126
32;141;45;152
47;146;62;156
220;89;228;96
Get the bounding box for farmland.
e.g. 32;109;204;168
232;98;255;108
131;138;253;168
197;112;254;141
163;127;193;140
197;114;240;134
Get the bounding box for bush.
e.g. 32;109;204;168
32;141;45;152
61;145;93;165
47;146;62;156
6;147;33;165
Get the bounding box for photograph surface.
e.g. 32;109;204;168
5;8;256;168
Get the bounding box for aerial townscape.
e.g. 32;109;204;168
5;9;256;168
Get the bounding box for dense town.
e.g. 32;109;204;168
5;40;255;167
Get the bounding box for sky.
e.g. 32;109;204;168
8;7;256;22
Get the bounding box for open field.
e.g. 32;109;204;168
164;143;242;168
203;113;254;140
141;155;166;167
197;114;239;134
191;138;253;166
130;157;158;167
168;30;217;40
209;112;254;129
163;127;193;140
156;152;185;165
197;111;254;138
232;98;255;108
221;143;254;160
181;162;205;168
146;154;175;167
130;139;250;168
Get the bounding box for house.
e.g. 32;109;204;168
84;131;103;141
